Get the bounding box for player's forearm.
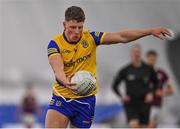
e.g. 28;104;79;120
164;84;174;96
118;28;152;43
54;69;67;85
112;81;122;97
49;56;68;85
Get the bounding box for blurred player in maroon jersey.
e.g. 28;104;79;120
146;50;174;128
19;82;40;128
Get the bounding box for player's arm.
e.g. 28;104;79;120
164;80;174;96
112;68;130;103
150;68;159;93
49;55;76;90
49;55;68;85
102;27;171;44
112;68;125;97
47;40;76;89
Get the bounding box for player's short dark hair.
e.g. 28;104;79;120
65;6;85;22
146;50;158;57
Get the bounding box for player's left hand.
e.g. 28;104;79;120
145;92;153;103
151;27;172;40
155;89;163;97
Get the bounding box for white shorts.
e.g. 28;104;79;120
150;106;162;123
22;113;35;125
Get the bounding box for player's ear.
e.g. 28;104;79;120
63;21;66;30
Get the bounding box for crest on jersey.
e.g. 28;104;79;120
82;40;89;48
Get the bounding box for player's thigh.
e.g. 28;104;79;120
124;103;140;127
139;103;151;126
70;96;96;128
45;109;69;128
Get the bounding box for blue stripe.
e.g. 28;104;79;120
47;40;60;57
90;31;104;45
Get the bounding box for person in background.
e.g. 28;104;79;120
112;45;159;128
19;82;40;128
146;50;174;128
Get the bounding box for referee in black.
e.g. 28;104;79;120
112;45;159;128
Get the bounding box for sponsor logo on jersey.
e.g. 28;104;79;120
64;53;91;67
62;49;71;54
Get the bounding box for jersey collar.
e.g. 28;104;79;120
63;32;81;45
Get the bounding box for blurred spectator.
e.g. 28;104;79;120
112;45;159;128
17;82;40;128
146;50;174;128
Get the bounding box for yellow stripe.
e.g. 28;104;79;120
48;48;58;53
48;53;60;59
100;32;106;44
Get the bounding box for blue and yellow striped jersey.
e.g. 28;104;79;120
47;29;106;98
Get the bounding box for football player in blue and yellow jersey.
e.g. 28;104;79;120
45;6;171;128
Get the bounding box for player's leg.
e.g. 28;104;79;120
149;106;160;128
45;109;69;128
139;103;151;128
45;94;73;128
124;103;140;128
70;95;96;128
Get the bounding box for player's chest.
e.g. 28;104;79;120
60;40;95;62
126;68;151;82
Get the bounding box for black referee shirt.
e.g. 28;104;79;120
112;62;159;100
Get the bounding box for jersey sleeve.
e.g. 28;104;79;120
150;68;159;92
47;40;60;59
112;68;126;97
90;31;106;46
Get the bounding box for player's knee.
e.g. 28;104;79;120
128;119;140;128
148;120;156;128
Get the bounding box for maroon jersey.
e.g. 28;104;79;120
22;95;37;113
152;68;169;107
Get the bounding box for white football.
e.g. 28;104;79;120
71;70;96;96
165;29;175;40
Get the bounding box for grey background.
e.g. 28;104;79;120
0;0;180;127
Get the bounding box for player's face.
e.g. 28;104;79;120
131;47;141;62
64;20;84;42
147;55;157;66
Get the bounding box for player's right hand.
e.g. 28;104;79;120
64;75;77;93
121;95;131;103
145;92;153;103
155;89;163;97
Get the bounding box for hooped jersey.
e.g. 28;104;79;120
47;29;106;98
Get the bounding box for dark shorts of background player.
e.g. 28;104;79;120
124;101;151;125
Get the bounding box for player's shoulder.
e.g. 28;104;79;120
52;33;63;41
156;68;168;76
142;62;153;69
121;63;132;71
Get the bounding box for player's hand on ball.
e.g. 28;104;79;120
151;27;172;40
65;75;78;93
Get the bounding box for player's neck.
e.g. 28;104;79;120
63;31;81;44
133;60;142;67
